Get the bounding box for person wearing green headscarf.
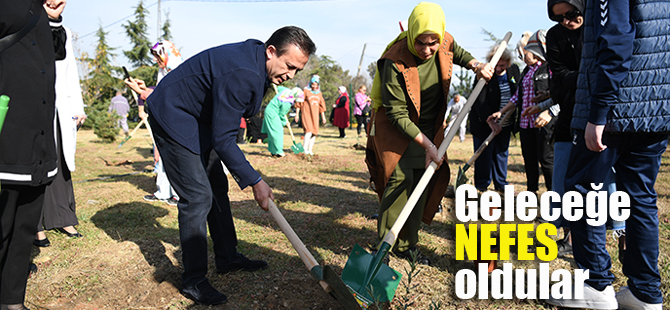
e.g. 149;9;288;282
366;2;493;265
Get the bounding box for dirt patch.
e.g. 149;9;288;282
24;129;670;309
30;238;343;309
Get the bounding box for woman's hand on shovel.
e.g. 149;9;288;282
416;133;443;169
475;62;495;82
425;145;444;169
487;117;502;135
252;180;275;211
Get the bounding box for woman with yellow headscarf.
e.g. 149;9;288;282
366;2;493;265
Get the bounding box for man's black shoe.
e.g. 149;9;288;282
217;252;268;274
28;263;38;277
182;279;227;305
365;213;379;220
393;248;431;266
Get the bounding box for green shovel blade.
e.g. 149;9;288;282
0;95;8;191
291;141;304;154
342;244;402;307
455;164;470;188
117;136;131;149
0;95;9;136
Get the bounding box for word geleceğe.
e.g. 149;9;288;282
452;184;631;300
455;184;630;225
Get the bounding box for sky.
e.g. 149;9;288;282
63;0;555;82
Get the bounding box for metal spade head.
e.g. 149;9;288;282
291;141;304;154
341;244;402;308
117;136;132;149
455;164;470;188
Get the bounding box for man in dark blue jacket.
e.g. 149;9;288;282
147;26;316;305
546;0;670;309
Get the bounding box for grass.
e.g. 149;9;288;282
24;125;670;309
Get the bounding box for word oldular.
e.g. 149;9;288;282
452;184;630;300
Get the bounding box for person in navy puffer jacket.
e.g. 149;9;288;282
546;0;670;309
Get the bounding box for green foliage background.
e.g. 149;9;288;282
77;1;494;139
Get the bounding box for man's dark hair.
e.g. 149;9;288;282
265;26;317;57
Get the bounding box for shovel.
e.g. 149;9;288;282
267;200;361;309
286;123;304;154
0;95;8;191
0;95;9;137
341;31;513;307
117;118;147;149
118;77;150;149
455;111;513;188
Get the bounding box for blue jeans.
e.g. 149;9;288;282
566;130;666;304
546;141;624;230
472;126;512;190
151;116;239;287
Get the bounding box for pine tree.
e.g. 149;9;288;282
452;67;474;99
123;0;153;68
81;25;121;112
481;28;500;44
123;0;158;94
79;25;124;140
367;62;376;81
161;11;172;42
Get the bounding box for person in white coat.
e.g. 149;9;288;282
34;26;87;247
125;40;182;206
446;93;468;142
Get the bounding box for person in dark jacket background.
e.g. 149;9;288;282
539;0;586;259
35;24;88;249
147;26;316;305
489;30;555;193
469;44;519;192
0;1;66;309
246;113;266;143
546;0;670;309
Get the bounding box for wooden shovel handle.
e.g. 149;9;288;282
128;118;146;138
118;118;146;148
286;122;297;143
267;200;330;291
440;31;512;154
465;111;513;167
143;118;157;148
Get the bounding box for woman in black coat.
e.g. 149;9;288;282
0;1;66;308
469;45;520;192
